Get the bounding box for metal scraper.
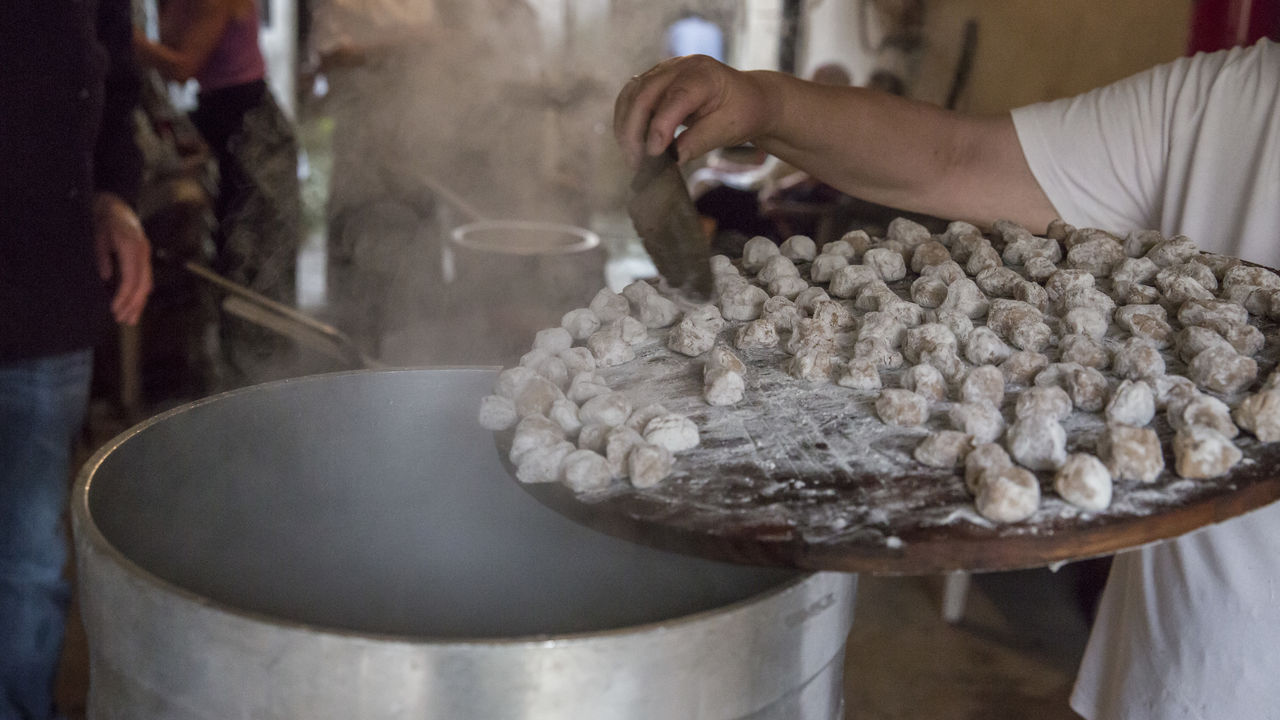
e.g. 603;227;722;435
626;143;714;299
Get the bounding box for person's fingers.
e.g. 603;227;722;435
111;232;153;325
614;62;683;167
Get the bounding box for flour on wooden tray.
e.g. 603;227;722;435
480;217;1280;551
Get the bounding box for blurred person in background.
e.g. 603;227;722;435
1;1;152;717
133;0;301;376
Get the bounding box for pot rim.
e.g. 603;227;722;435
72;367;817;649
449;220;601;256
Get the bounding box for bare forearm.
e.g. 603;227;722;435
133;31;198;82
745;71;1057;231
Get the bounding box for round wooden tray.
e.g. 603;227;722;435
499;271;1280;575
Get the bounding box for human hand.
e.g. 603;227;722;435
94;192;153;326
613;55;779;168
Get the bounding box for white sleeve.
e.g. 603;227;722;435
1011;51;1233;233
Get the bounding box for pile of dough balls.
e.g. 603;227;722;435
478;281;731;491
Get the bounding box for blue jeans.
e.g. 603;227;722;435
0;350;92;720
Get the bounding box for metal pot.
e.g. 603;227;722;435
72;368;856;719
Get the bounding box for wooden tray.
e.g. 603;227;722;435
500;275;1280;575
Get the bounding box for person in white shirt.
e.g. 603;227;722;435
615;41;1280;720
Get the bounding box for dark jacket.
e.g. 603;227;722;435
0;0;143;364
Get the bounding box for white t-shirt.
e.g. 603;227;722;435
1013;40;1280;720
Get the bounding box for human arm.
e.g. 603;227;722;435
132;0;235;82
614;55;1059;232
94;192;153;326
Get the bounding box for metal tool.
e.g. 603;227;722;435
626;144;714;298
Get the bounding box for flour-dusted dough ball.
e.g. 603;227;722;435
1024;256;1058;283
853;336;906;370
914;431;975;468
919;261;966;288
510;415;567;465
928;308;975;344
605;426;645;477
478;394;519;430
975;466;1041;523
810;253;849;283
707;344;748;375
1100;424;1164;483
1188;346;1257;394
1173;425;1242;479
826;234;865;260
1233;390;1280;441
901;363;948;401
787;348;833;382
986;299;1043;339
1063;365;1111;412
516;376;566;418
966;245;1003;276
876;389;930;426
811;299;857;332
644;414;700;452
950;232;991;264
1223;264;1280;291
976;267;1024;298
764;304;803;335
903;323;958;364
1112;257;1161;290
549;398;584;436
1177;298;1249;328
515;440;575;484
965;443;1012;493
1068;236;1127;277
1147;374;1197;410
887;216;931;247
613;316;648;346
939;278;990;319
1062;308;1108;342
495;365;540;401
780;234;817;262
1214;321;1265;356
1105;379;1156;427
578;392;632;428
558;347;596;379
911;241;952;273
1176;326;1232;363
1112;338;1166;381
577;423;611;453
1056;286;1116;322
684;305;725;333
1193;252;1242;280
589;287;630;322
1168;393;1237;438
1001;351;1050;387
1059;334;1110;370
720;282;771;321
829;264;880;299
714;272;749;297
949;402;1006;444
566;371;611;404
943;220;983;247
964;326;1012;366
1123;230;1164;258
561;308;601;341
587;328;635;368
624;404;670;435
742;235;781;272
1163;276;1215;305
757;254;801;284
1120;313;1174;350
1054;454;1113;511
668;318;717;357
562;449;612;492
1144;235;1200;268
1007;415;1068;471
629;443;676;488
863;247;908;282
520;349;569;391
532;327;572;354
735;319;779;349
853;280;900;312
962;365;1006;408
704;367;745;406
1046;219;1075;242
838;358;882;390
634;293;681;328
1002;232;1062;266
1155;262;1218;294
787;317;840;355
709;254;737;275
1044;269;1094;304
911;276;950;308
1015;386;1073;422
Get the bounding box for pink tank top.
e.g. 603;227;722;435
175;0;266;92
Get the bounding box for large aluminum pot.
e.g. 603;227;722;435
72;368;856;720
